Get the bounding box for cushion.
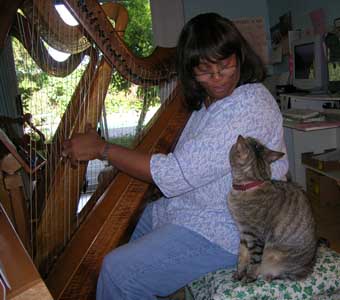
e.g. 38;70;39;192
188;246;340;300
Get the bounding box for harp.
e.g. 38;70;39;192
0;1;191;299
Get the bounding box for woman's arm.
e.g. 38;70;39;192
62;124;153;183
102;143;153;183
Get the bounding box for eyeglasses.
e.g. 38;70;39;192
194;65;237;82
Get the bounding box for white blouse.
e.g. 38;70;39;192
150;83;289;254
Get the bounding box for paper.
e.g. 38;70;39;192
309;8;326;35
271;44;282;64
270;12;292;56
288;30;301;54
233;17;269;64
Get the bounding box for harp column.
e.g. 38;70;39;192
0;39;22;136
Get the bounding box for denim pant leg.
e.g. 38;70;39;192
96;221;237;300
130;202;154;241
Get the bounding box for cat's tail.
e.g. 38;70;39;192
281;243;319;281
317;237;330;248
261;243;317;281
285;170;293;182
272;253;316;281
283;238;330;280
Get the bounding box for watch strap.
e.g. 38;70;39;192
100;143;110;161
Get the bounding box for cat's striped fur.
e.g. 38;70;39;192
228;135;317;282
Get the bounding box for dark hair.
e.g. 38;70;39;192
176;13;266;111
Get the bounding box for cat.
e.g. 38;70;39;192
227;135;317;283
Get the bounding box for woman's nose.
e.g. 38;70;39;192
210;70;223;80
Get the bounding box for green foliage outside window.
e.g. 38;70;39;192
12;0;160;141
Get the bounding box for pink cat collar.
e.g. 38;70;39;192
232;181;264;191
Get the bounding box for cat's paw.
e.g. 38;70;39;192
263;274;274;282
241;274;257;283
233;270;258;283
232;271;245;281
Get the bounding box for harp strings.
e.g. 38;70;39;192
7;0;178;277
12;0;93;265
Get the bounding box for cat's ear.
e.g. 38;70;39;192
236;135;247;151
264;149;285;163
237;135;245;143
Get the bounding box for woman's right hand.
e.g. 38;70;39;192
63;124;153;183
62;124;106;164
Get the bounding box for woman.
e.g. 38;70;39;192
62;13;288;300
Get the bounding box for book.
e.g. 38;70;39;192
282;108;321;120
300;115;326;122
293;120;340;131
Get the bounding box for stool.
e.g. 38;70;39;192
187;246;340;299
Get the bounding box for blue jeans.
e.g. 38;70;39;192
96;203;237;300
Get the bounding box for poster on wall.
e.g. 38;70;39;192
309;8;326;35
233;17;268;64
270;11;292;60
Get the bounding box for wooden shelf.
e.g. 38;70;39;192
280;93;340;101
303;164;340;184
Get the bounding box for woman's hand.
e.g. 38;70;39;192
62;124;106;164
62;124;153;183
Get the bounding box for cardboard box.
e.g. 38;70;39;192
302;149;340;172
305;168;340;223
305;168;340;205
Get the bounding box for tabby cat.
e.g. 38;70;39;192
228;135;317;282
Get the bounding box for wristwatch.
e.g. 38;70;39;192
100;143;110;161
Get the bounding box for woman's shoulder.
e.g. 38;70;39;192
209;83;276;116
233;82;271;98
237;83;277;107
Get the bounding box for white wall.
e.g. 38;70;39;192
150;0;185;47
150;0;272;66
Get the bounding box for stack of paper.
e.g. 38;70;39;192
282;109;321;120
